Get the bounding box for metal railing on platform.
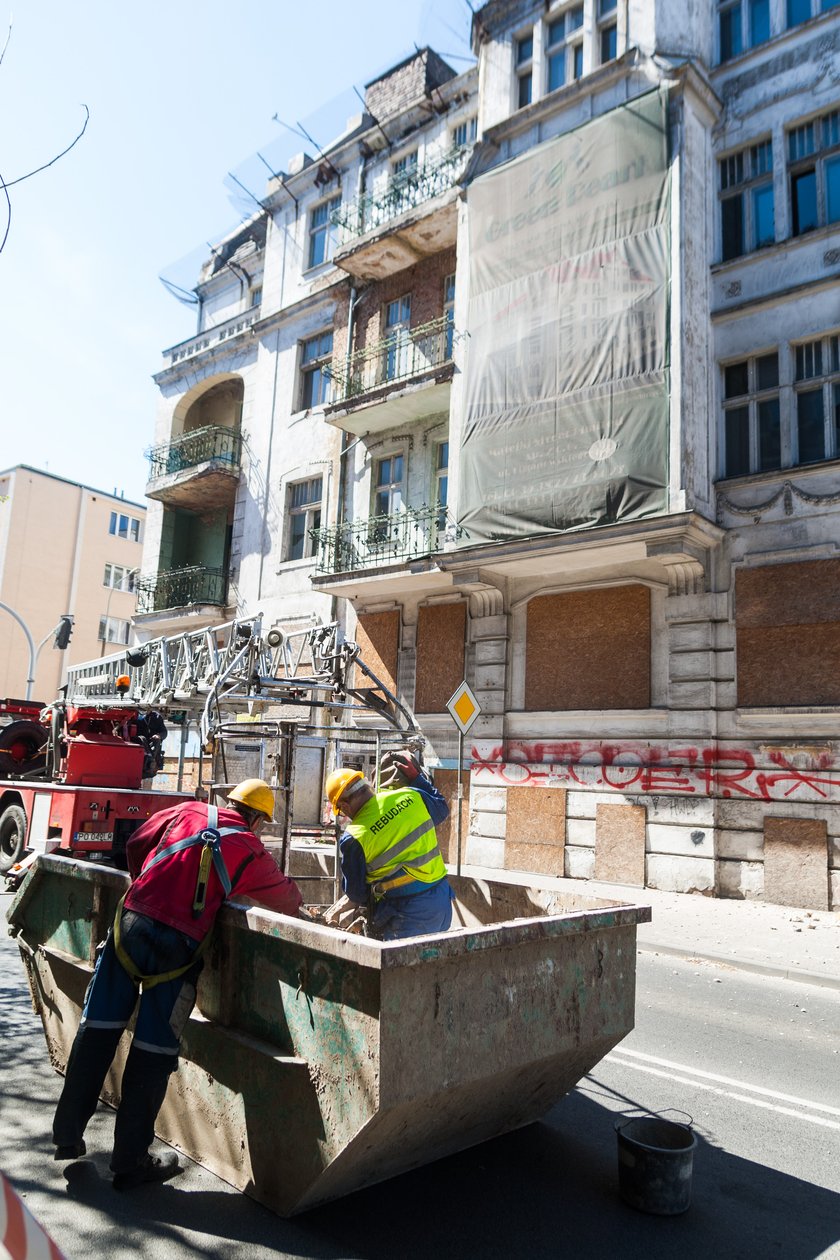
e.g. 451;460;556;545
330;144;472;241
326;315;453;403
135;566;227;614
311;505;459;575
146;425;242;481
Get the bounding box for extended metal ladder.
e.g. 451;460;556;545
64;617;417;740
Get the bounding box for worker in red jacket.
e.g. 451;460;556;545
52;779;301;1190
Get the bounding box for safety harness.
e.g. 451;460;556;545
113;805;244;991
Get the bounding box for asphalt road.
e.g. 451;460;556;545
2;891;838;1260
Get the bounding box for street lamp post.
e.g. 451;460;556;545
0;601;36;699
0;603;74;701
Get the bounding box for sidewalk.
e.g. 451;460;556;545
459;864;840;990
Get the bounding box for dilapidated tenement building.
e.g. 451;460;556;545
140;4;840;909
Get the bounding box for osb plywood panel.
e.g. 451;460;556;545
505;787;566;877
506;842;565;877
737;624;840;706
433;769;470;865
736;559;840;628
595;803;646;886
415;603;466;714
355;611;399;694
764;817;829;911
505;787;566;845
525;586;650;711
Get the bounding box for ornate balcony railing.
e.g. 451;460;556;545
146;425;242;481
135;566;226;614
326;315;454;404
311;505;460;575
330;144;472;242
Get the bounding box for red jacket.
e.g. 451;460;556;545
125;801;302;942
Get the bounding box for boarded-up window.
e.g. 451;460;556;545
415;602;466;713
525;586;651;710
736;560;840;706
506;786;566;877
355;610;400;695
433;768;470;864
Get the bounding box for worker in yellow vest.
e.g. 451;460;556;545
326;754;452;940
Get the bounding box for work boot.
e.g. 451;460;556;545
112;1151;182;1191
54;1140;86;1161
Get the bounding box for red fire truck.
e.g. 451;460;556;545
1;616;417;882
0;696;189;875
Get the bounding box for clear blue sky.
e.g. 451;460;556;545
1;1;474;502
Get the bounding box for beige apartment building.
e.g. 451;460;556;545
0;466;145;703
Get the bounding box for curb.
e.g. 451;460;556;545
638;939;840;991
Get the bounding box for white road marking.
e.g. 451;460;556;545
604;1048;840;1130
611;1046;840;1116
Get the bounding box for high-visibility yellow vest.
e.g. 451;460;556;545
346;788;446;897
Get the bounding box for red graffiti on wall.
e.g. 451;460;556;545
470;740;840;802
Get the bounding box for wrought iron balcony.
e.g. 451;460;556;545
135;566;226;614
311;505;459;575
146;425;242;480
326;315;454;405
330;144;472;243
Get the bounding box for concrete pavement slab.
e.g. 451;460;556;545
459;865;840;989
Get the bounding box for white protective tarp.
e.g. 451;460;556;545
459;88;671;543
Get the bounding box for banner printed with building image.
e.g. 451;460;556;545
460;87;671;542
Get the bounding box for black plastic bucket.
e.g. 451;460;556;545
615;1112;696;1215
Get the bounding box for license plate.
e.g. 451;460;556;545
73;832;114;844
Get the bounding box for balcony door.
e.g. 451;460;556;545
369;452;406;559
383;296;411;383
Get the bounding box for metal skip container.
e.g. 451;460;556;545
8;856;651;1216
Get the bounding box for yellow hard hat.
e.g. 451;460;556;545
227;778;275;820
325;768;364;810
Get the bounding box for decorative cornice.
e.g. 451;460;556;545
440;511;724;574
364;432;415;456
717;478;840;524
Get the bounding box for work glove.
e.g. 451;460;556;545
379;750;422;787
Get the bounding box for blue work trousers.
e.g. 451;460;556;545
52;910;202;1174
372;878;454;941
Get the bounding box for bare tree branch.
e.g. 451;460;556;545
0;17;11;69
0;22;90;258
4;104;90;189
0;171;11;257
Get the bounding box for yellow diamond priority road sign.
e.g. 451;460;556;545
446;680;481;736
